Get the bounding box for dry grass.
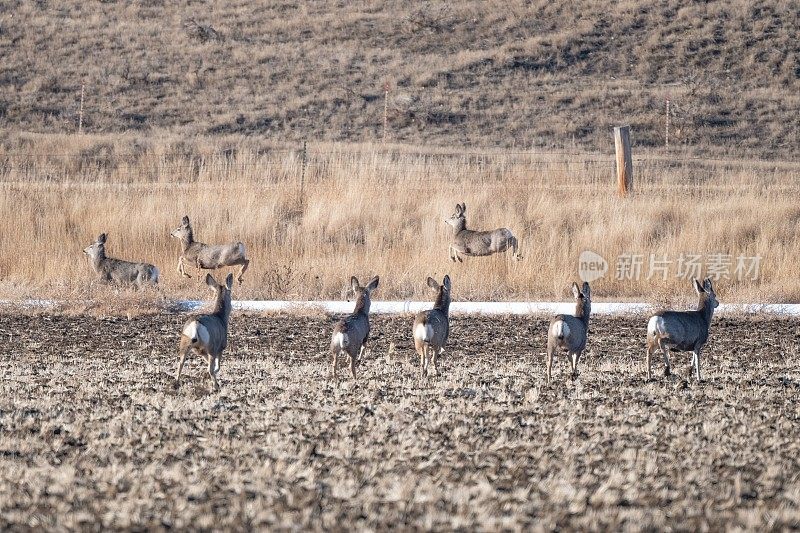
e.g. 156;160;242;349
1;134;800;303
1;0;798;158
1;312;799;529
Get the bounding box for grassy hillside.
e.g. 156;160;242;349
1;0;798;158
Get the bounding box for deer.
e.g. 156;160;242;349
176;273;234;392
445;203;521;262
646;277;719;382
546;282;591;383
170;215;249;284
330;275;379;380
412;275;451;377
83;233;159;288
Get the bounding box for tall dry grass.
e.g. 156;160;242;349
1;134;799;303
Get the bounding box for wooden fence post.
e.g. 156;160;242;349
382;82;389;143
614;126;633;196
78;84;85;134
300;140;307;205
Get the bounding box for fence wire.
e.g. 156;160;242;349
1;146;798;191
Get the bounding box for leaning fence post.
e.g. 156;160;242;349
614;126;633;196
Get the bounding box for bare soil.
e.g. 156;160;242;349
1;312;799;530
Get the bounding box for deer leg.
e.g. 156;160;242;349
431;347;442;376
177;257;191;278
692;348;702;382
350;346;363;380
420;345;427;377
510;236;521;260
207;352;219;391
658;339;671;376
330;351;338;379
571;351;579;380
546;345;554;384
237;259;250;285
212;354;221;389
646;340;655;380
176;338;191;386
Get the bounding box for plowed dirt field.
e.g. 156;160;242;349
2;312;799;530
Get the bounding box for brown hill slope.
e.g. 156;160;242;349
1;0;798;157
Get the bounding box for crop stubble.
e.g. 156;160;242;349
1;312;799;530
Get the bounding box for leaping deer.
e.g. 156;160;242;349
445;203;521;262
170;215;250;284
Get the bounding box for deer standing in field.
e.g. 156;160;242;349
445;203;521;262
176;273;234;392
170;215;249;284
83;233;159;288
330;275;379;380
646;277;719;382
547;282;591;383
413;275;451;377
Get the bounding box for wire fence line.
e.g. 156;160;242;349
1;144;798;192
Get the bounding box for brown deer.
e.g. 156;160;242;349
546;282;591;383
646;277;719;382
176;273;234;392
412;275;451;377
445;203;520;262
83;233;159;288
330;275;379;379
170;215;249;284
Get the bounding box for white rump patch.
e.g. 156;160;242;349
238;243;246;256
183;320;210;345
151;266;160;283
414;323;433;343
551;320;569;339
333;331;349;350
647;316;664;338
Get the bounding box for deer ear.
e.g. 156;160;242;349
443;275;451;290
225;273;234;290
205;273;218;291
572;282;581;299
427;277;438;290
366;275;379;292
582;282;590;298
693;278;705;294
460;202;466;213
182;215;190;226
97;233;106;244
703;277;713;292
350;276;360;293
455;203;462;214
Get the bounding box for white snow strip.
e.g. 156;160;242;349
178;300;800;315
1;299;800;315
